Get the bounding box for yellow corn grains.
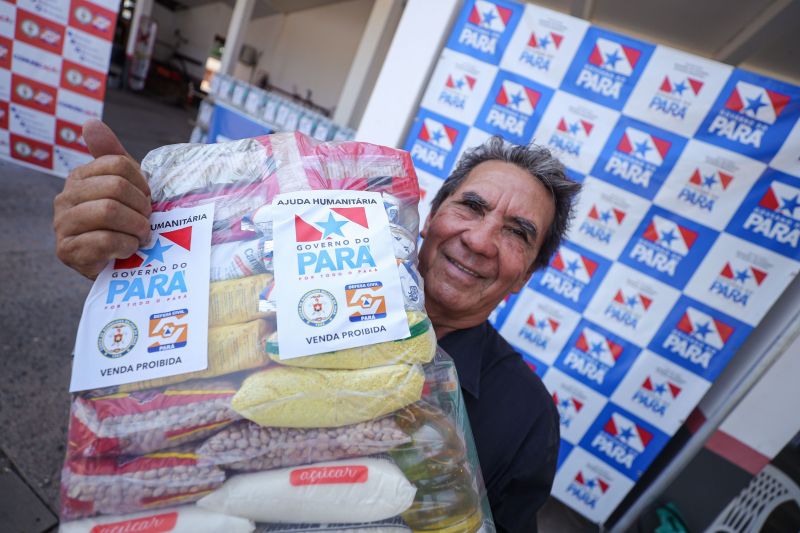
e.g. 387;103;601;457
268;312;435;369
209;274;272;327
232;364;424;428
118;319;272;392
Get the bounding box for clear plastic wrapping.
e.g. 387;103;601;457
197;418;410;471
68;378;241;457
61;447;226;519
60;133;495;532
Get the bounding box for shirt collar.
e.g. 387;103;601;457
438;322;489;399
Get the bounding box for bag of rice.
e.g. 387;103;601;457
60;132;495;532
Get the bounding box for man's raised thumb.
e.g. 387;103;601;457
82;119;135;162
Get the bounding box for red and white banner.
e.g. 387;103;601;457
0;0;120;177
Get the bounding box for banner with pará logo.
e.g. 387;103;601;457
404;0;800;523
0;0;119;176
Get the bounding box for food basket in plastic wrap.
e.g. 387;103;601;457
60;132;496;533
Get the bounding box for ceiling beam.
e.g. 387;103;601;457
571;0;595;20
220;0;257;75
714;0;799;64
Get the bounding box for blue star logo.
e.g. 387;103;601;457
538;35;551;49
780;195;800;217
703;173;717;189
618;426;634;442
654;383;667;395
560;399;571;409
659;229;677;247
693;321;712;340
429;129;444;143
633;139;652;158
604;49;622;70
481;9;497;26
586;479;596;489
735;269;751;283
673;80;687;96
455;78;465;89
568;122;581;135
139;238;173;266
589;341;605;356
565;259;580;275
599;210;612;223
316;212;348;239
509;91;525;108
537;320;548;331
744;93;767;116
626;296;639;308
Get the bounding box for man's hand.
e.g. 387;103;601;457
53;119;152;280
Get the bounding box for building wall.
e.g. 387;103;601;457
717;332;800;460
152;2;233;80
232;13;286;85
148;0;373;112
150;2;176;59
238;0;374;110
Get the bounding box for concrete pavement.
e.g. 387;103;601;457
0;88;193;532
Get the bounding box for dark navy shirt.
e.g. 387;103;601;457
439;321;560;533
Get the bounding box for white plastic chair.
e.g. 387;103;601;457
705;464;800;533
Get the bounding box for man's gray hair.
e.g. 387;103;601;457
428;135;581;272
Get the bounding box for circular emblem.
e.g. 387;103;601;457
14;141;31;157
15;83;33;101
298;289;337;327
74;6;93;25
66;68;83;86
97;319;139;359
59;126;78;144
21;19;40;38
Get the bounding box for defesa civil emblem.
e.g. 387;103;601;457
97;319;139;359
298;289;338;327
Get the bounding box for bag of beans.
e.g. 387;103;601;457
61;133;495;532
68;378;241;457
61;447;225;520
197;417;410;471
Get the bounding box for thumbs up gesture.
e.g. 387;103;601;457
53;120;153;280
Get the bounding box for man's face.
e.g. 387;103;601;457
418;160;556;332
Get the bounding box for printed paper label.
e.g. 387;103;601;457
272;190;410;358
290;465;369;486
70;204;214;391
90;512;178;533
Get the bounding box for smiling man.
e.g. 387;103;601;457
418;136;580;532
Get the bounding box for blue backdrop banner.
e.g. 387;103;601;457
207;102;273;143
405;0;800;523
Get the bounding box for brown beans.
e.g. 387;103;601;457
61;449;225;519
198;417;410;472
68;380;241;457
